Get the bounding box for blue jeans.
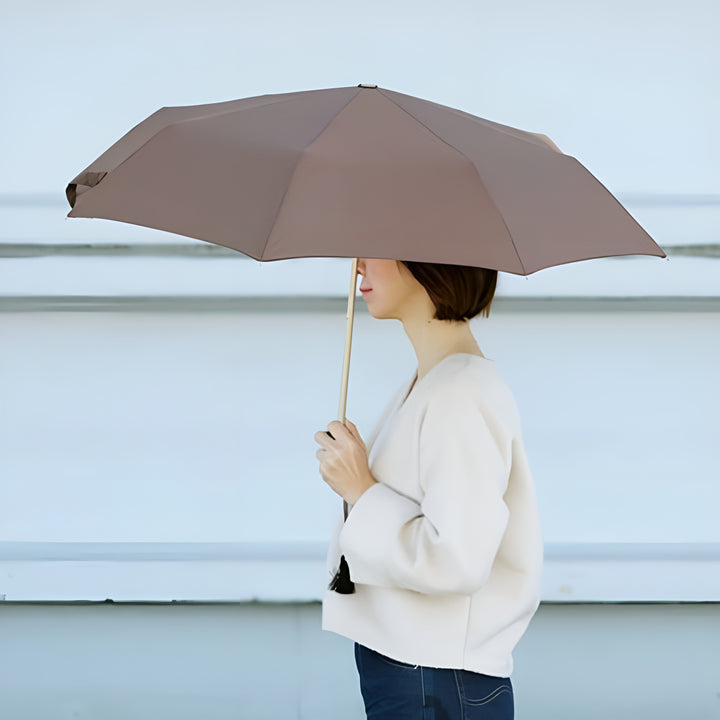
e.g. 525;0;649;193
354;643;514;720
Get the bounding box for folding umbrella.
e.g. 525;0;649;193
65;82;665;419
65;83;666;592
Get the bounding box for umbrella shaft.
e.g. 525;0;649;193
337;258;358;423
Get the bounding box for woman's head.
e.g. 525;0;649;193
357;258;497;322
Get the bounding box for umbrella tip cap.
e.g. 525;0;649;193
358;83;378;88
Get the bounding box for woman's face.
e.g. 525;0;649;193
357;258;431;320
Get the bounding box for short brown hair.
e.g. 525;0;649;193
401;261;497;321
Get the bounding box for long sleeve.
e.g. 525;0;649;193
338;383;512;595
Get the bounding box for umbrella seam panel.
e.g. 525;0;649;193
376;88;527;275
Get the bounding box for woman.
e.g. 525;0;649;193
314;258;543;719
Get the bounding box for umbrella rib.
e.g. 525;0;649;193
472;180;527;275
376;89;528;275
377;88;560;154
259;88;363;260
563;157;665;259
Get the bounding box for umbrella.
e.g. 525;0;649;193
65;82;665;418
65;83;666;593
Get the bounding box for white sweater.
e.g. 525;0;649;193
322;353;543;677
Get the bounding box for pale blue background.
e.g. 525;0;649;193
1;1;719;717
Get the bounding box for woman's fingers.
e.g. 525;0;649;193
327;420;350;438
314;419;374;504
314;430;332;448
343;419;367;449
314;420;366;453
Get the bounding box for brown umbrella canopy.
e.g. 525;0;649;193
66;84;664;274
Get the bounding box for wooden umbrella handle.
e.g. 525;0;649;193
337;257;358;424
325;256;358;433
325;258;359;524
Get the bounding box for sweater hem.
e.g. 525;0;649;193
322;597;513;678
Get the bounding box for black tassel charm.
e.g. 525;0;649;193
324;431;356;594
329;554;355;594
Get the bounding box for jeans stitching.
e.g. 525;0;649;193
462;685;513;707
376;654;418;670
370;648;421;671
454;669;513;707
453;670;466;720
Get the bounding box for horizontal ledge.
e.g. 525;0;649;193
2;541;719;563
0;242;718;258
0;541;327;562
0;242;246;258
2;542;719;603
1;295;718;313
2;192;720;207
2;600;717;606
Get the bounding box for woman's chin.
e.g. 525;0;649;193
363;297;395;320
368;308;393;320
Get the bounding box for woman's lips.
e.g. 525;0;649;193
360;288;372;294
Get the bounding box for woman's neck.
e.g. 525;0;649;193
401;311;484;381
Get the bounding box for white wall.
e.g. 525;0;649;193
2;302;719;548
1;601;719;720
1;0;719;198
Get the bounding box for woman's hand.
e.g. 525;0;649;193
314;419;377;506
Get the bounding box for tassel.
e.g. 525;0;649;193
329;554;355;594
325;452;355;594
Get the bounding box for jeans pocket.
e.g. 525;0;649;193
373;650;418;671
453;669;513;708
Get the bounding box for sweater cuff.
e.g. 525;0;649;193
339;482;421;588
